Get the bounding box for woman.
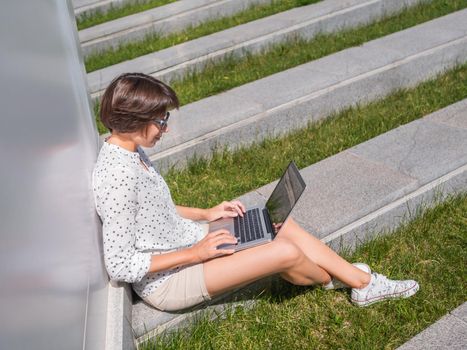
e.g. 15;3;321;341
92;73;419;311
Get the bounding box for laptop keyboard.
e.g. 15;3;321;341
234;208;265;243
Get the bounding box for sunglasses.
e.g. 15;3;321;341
152;111;170;130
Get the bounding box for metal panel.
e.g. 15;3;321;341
0;1;107;349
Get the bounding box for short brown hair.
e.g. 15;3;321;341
100;73;179;133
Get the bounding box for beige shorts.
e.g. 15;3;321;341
143;224;211;311
143;263;211;311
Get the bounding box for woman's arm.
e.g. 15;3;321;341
150;201;247;273
175;205;209;221
149;229;238;273
176;201;246;222
149;248;198;272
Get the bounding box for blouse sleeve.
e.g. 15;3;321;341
95;166;151;283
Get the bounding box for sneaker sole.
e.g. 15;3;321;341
351;282;419;307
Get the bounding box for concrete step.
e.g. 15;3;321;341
87;0;428;99
130;98;467;346
126;9;466;172
132;276;274;346
396;302;467;350
73;0;132;18
79;0;271;57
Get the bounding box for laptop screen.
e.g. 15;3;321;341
265;162;306;233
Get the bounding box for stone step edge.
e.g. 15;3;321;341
79;0;270;57
135;300;256;346
323;161;467;251
74;0;128;18
131;103;467;345
396;302;467;350
104;281;134;350
134;278;273;346
148;34;467;171
87;0;427;98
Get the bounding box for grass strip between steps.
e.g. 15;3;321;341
76;0;178;30
165;63;467;208
140;192;467;349
93;0;467;134
84;0;322;72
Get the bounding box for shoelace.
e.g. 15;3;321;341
373;273;396;293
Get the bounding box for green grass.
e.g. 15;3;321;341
76;0;178;30
164;63;467;208
140;193;467;349
92;0;467;134
84;0;322;72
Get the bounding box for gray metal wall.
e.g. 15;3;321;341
0;1;107;349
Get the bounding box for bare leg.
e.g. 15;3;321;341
276;218;370;288
204;238;330;296
204;217;370;297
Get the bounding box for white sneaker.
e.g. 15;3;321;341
351;272;419;307
323;263;371;290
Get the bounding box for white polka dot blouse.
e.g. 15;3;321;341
92;141;204;298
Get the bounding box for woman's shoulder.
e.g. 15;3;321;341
93;143;139;184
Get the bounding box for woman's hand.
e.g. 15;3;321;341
189;229;237;263
272;222;283;234
205;200;246;222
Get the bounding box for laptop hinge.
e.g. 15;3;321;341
262;208;274;237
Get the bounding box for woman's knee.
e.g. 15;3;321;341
272;239;304;270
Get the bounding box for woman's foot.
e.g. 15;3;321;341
323;263;371;290
351;272;419;307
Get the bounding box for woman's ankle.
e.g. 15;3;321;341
350;263;372;289
355;272;372;290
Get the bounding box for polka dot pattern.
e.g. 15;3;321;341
92;141;204;298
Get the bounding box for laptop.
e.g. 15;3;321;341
209;161;306;251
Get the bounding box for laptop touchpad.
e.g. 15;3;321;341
209;219;234;234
